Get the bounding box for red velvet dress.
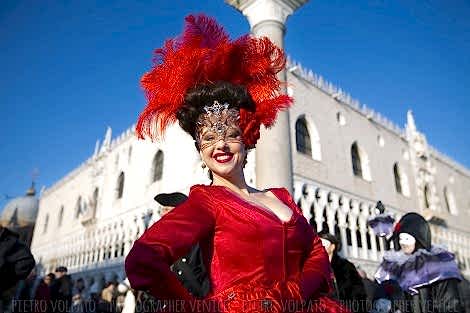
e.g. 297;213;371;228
125;185;348;313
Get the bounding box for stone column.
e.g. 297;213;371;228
327;193;339;234
359;203;369;259
338;196;350;257
226;0;308;192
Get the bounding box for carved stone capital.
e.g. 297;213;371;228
226;0;308;28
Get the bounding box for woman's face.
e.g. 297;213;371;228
399;232;416;255
198;125;247;180
195;102;247;181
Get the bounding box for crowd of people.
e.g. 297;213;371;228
4;266;139;313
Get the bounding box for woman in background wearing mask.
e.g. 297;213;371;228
374;212;463;313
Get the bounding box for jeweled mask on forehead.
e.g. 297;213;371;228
195;100;243;150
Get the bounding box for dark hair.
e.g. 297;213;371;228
176;81;255;149
55;266;67;273
46;273;56;280
318;231;341;254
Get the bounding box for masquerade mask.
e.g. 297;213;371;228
399;232;416;246
196;101;243;151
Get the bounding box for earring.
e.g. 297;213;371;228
201;163;206;169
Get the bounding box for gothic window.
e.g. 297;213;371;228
351;141;371;181
444;187;458;215
424;184;430;209
58;206;64;227
351;142;362;177
43;214;49;234
152;151;164;182
393;163;410;196
75;196;83;218
92;188;99;210
295;115;322;160
296;117;311;156
393;163;402;194
116;172;125;199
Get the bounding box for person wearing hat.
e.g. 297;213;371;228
49;266;73;313
154;192;210;299
375;212;463;313
319;231;368;313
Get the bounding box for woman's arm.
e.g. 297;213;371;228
300;231;333;300
125;187;215;304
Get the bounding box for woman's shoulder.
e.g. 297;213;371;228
189;184;219;194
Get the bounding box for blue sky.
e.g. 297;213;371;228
1;0;469;208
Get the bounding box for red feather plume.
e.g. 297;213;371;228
136;14;293;146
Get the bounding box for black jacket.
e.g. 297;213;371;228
0;227;35;292
171;244;209;298
382;278;463;313
135;244;209;313
331;254;368;313
50;274;73;312
458;277;470;313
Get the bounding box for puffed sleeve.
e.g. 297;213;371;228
300;225;333;300
125;186;215;304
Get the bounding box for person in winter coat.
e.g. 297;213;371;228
50;266;73;313
319;232;369;313
0;226;36;292
34;273;55;313
375;212;463;313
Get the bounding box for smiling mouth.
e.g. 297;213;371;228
213;153;234;163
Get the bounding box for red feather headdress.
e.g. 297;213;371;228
136;14;293;146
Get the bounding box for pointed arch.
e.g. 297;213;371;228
295;115;322;160
393;163;410;196
393;163;402;194
152;150;164;182
75;196;83;218
295;116;311;156
116;172;125;199
424;184;431;209
58;206;64;227
351;141;371;181
92;187;99;210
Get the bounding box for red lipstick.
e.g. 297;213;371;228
213;152;234;163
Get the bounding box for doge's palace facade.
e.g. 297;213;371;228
31;0;470;288
30;62;470;286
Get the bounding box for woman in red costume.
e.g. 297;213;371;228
125;14;349;313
